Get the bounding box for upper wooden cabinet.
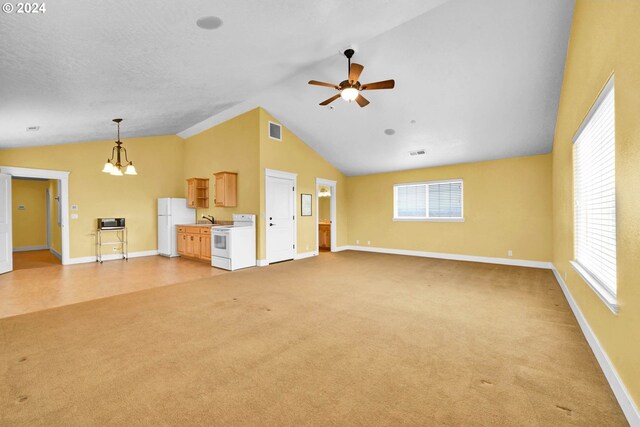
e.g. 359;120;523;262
186;178;209;208
214;172;237;207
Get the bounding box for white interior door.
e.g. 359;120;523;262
0;173;13;274
266;174;295;263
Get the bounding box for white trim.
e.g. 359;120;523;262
333;246;349;252
50;248;62;260
268;121;282;141
177;102;259;139
13;245;48;252
0;166;71;266
315;178;337;253
393;217;465;223
294;251;317;260
256;259;269;267
344;245;553;269
573;74;615;143
265;168;298;180
265;168;297;264
66;250;158;265
551;266;640;427
570;260;618;314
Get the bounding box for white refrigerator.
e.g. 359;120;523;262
158;198;196;257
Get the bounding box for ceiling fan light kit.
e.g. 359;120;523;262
308;48;395;108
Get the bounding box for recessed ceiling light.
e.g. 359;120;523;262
26;126;40;132
410;120;416;124
384;128;396;135
196;16;223;30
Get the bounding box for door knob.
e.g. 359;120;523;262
269;217;273;220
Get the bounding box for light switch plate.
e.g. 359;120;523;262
18;205;25;210
71;213;78;219
71;204;78;211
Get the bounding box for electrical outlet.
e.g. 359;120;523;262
564;271;567;281
71;213;78;219
356;240;359;244
367;240;371;246
112;247;119;251
508;250;513;257
305;244;309;250
71;204;78;211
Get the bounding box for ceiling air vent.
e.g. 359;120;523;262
268;121;282;141
409;149;426;156
26;126;40;132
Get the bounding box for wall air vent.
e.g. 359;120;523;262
26;126;40;132
409;149;426;156
268;121;282;141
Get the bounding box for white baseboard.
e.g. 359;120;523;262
256;259;269;267
66;250;159;265
49;248;62;260
294;251;317;260
333;246;350;252
552;267;640;427
344;245;553;269
13;245;48;252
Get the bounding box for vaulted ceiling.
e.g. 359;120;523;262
0;0;574;175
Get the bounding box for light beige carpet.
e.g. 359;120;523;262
0;251;627;426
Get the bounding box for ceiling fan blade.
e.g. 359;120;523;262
309;80;339;89
355;94;370;108
319;94;341;106
349;63;364;83
361;80;395;90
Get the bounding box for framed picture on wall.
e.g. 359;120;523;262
301;193;312;216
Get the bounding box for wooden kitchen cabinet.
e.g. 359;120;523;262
319;223;331;250
186;178;209;208
177;226;211;262
214;172;237;207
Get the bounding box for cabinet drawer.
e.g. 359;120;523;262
185;226;201;234
200;227;211;235
177;226;186;233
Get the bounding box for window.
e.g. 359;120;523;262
394;179;463;221
571;75;617;312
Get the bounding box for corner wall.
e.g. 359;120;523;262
347;154;553;262
551;0;640;410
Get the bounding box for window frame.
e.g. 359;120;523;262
570;74;618;314
393;179;464;222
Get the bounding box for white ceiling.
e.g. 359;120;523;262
0;0;574;176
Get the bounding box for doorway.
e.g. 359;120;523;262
265;169;297;264
316;178;337;254
0;167;70;275
10;177;62;270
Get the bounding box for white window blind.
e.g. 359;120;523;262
394;180;463;220
573;76;616;302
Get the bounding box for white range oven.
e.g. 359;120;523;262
211;214;256;271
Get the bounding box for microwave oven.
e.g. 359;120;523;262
97;218;126;230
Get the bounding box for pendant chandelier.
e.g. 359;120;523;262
101;118;137;176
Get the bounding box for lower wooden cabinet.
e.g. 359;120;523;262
177;226;211;262
319;223;331;250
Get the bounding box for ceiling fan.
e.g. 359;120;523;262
308;49;395;108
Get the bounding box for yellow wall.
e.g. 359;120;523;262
182;108;260;224
318;192;331;222
11;179;49;248
48;179;62;255
552;0;640;408
0;135;185;258
347;154;553;261
258;108;348;259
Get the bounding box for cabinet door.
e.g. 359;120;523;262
185;233;194;256
177;232;186;254
200;234;211;260
187;180;196;208
192;234;201;258
214;174;224;207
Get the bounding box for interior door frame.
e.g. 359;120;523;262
315;178;337;253
0;166;71;265
46;187;51;249
264;168;297;264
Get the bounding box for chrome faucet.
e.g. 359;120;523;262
202;215;215;224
